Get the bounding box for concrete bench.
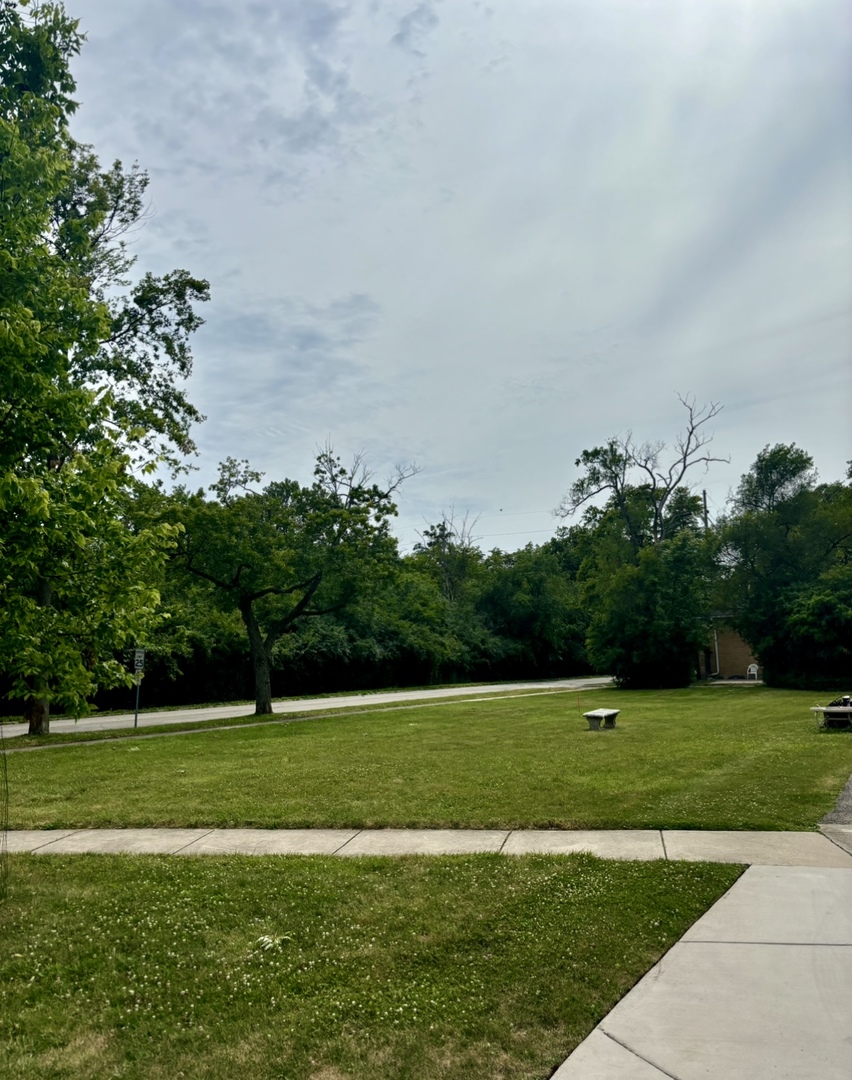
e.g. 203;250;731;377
584;708;620;731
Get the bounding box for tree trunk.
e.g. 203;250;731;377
25;684;50;736
240;597;274;715
26;576;53;734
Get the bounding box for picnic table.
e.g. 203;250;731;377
811;704;852;730
584;708;620;731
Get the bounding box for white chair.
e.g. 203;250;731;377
746;663;759;680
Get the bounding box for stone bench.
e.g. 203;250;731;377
584;708;620;731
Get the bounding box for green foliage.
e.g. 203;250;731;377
720;447;852;686
731;443;818;514
476;545;588;675
556;400;723;688
558;397;724;551
0;434;178;715
0;2;208;730
584;532;713;688
173;451;404;712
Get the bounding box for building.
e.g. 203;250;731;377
698;625;760;680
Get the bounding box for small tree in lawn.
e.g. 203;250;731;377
174;451;412;714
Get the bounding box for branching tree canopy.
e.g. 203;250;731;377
413;511;483;604
720;447;852;686
730;443;818;514
558;397;723;688
556;395;727;552
0;2;208;732
583;531;714;688
173;451;413;714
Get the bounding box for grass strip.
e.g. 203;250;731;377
0;853;741;1080
1;679;565;725
6;687;851;831
0;689;576;751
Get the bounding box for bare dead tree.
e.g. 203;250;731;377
311;441;420;510
414;508;482;603
556;395;728;547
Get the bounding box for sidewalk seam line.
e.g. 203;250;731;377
659;829;668;860
819;828;852;859
170;829;215;854
29;829;82;852
600;1028;684;1080
498;830;511;853
332;830;362;855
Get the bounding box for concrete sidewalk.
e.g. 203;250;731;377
6;825;852;864
0;677;611;738
554;864;852;1079
6;824;852;1077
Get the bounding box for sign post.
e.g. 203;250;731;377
133;649;146;728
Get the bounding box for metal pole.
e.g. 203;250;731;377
134;674;141;729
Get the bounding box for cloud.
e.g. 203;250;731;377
73;0;379;194
68;0;852;548
391;3;439;56
186;290;401;474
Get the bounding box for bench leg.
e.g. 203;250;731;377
603;716;617;729
586;716;602;731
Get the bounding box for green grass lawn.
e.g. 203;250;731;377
0;854;741;1080
7;686;851;830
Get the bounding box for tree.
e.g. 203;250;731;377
173;451;411;714
720;448;852;686
0;2;208;732
0;440;179;728
557;395;726;551
557;398;723;687
476;544;589;677
730;443;818;514
408;513;510;681
584;531;714;688
413;511;482;604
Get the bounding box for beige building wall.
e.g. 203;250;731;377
699;628;759;679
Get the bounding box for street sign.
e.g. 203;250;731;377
132;649;146;728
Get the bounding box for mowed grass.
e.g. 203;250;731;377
7;686;850;830
0;854;741;1080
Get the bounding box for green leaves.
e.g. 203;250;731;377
172;452;404;712
720;451;852;686
584;532;712;688
0;3;207;729
0;436;179;716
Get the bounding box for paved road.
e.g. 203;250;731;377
0;676;611;738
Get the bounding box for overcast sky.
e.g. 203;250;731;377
67;0;851;550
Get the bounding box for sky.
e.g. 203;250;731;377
65;0;851;551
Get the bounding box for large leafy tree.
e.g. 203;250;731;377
583;530;713;688
0;2;208;732
720;447;852;686
558;398;722;687
173;452;409;714
475;544;589;677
